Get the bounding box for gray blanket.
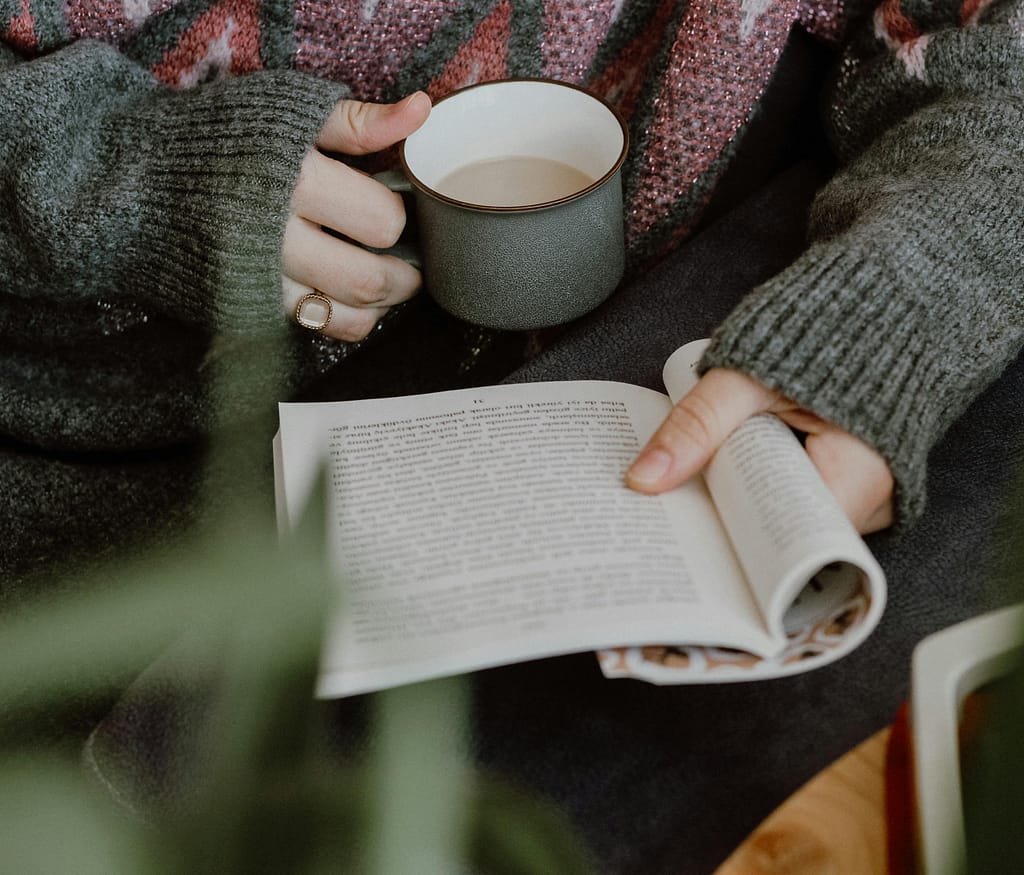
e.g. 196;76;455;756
80;161;1024;873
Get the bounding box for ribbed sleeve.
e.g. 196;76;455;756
702;6;1024;527
1;39;346;334
0;39;349;452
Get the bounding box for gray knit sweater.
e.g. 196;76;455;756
1;0;1023;579
703;1;1024;523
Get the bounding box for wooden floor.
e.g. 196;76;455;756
713;728;894;875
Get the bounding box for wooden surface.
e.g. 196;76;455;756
713;727;893;875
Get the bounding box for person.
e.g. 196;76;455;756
2;2;1020;595
4;2;1022;870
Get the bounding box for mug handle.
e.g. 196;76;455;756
371;168;422;270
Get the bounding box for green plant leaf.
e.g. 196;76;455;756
0;754;170;875
364;677;474;875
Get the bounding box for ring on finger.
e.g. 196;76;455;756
295;291;333;331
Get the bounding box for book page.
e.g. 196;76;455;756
599;340;885;684
277;381;778;697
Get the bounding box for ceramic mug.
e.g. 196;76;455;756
380;79;628;331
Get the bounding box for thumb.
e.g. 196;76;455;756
626;369;775;494
317;91;432;155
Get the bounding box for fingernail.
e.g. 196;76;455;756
398;91;427;109
626;448;672;486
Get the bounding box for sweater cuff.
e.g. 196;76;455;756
125;72;348;335
699;243;940;528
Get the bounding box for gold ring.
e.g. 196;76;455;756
295;291;333;331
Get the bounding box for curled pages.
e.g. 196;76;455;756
598;340;884;683
275;340;885;697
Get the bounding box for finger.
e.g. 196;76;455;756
282;215;421;309
804;428;895;534
317;92;432;156
292;149;406;249
626;369;777;493
860;501;896;535
775;407;830;435
282;276;389;342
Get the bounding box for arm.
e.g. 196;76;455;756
1;40;337;332
630;0;1024;530
0;39;425;339
1;38;430;452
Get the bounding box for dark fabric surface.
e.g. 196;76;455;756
84;160;1024;873
473;162;1024;873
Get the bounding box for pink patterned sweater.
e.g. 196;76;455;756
4;0;851;255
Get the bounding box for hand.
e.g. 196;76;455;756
625;368;895;534
283;92;432;341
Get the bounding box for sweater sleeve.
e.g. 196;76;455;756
0;38;346;334
701;0;1024;527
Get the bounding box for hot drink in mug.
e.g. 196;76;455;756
384;79;628;331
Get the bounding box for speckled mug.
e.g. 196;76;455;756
391;79;629;331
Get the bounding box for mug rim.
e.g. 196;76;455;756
398;78;630;214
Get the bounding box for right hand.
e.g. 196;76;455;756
283;92;432;341
626;368;895;534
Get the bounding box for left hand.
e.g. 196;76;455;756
625;368;895;534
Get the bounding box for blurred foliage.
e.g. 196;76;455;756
960;470;1024;874
961;656;1024;874
0;472;595;875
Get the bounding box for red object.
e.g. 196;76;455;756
885;702;918;875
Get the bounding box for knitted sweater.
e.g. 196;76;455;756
1;0;1023;535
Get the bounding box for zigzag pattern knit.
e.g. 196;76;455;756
3;0;847;257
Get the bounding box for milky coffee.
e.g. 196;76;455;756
436;156;594;208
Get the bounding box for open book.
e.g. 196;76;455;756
275;340;885;698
